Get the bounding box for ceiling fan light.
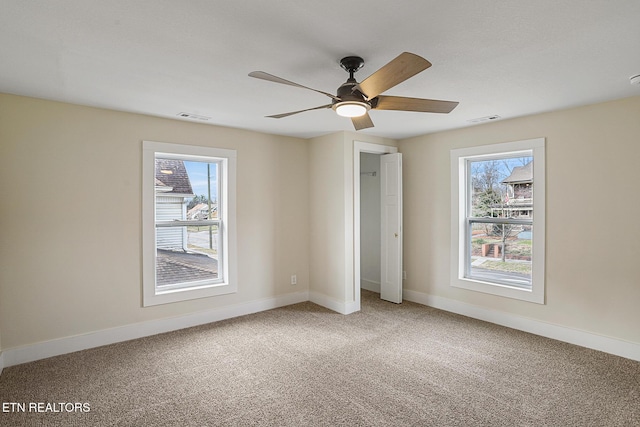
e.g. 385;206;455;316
334;101;369;117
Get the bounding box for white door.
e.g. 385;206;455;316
380;153;403;303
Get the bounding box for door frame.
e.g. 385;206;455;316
353;141;398;312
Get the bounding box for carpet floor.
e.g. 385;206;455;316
1;290;638;426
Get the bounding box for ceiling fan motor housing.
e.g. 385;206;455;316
332;79;372;117
334;55;371;113
335;80;366;103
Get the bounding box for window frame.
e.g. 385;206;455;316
142;140;237;307
450;138;545;304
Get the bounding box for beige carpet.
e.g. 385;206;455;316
1;290;638;426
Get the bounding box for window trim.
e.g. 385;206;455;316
450;138;545;304
142;140;237;307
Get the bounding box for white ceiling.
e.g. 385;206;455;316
2;1;639;139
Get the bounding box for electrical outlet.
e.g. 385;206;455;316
290;274;297;286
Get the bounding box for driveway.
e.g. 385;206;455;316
188;230;218;251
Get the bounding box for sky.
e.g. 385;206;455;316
184;160;218;202
471;155;532;183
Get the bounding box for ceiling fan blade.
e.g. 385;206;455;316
375;95;458;113
357;52;432;100
266;104;333;119
249;71;340;101
351;112;374;130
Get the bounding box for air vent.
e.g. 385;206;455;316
467;115;501;123
177;112;211;121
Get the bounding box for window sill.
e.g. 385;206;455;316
451;277;543;304
144;282;237;307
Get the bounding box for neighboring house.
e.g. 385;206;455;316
155;159;194;251
187;203;217;220
492;161;533;219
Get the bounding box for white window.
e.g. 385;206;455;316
450;138;545;303
142;141;237;306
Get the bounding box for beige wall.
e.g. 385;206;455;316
308;132;396;306
0;93;310;349
2;91;638;355
399;96;640;344
308;132;347;302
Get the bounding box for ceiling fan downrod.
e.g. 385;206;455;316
339;56;365;80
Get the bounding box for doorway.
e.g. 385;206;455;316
353;141;402;311
359;152;382;294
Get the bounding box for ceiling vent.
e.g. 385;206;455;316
177;112;211;121
467;114;501;123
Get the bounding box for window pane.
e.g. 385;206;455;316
469;222;532;289
184;160;219;220
155;158;219;222
155;157;221;288
156;225;219;287
470;157;533;219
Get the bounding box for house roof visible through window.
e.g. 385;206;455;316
502;161;532;185
155;159;194;195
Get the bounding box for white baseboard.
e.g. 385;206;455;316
361;279;381;293
344;299;360;315
5;288;636;371
403;289;640;362
309;291;359;315
2;291;309;369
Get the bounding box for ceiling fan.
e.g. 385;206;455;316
249;52;458;130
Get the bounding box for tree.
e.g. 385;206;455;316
471;159;517;261
494;223;518;262
472;188;502;218
471;160;502;194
